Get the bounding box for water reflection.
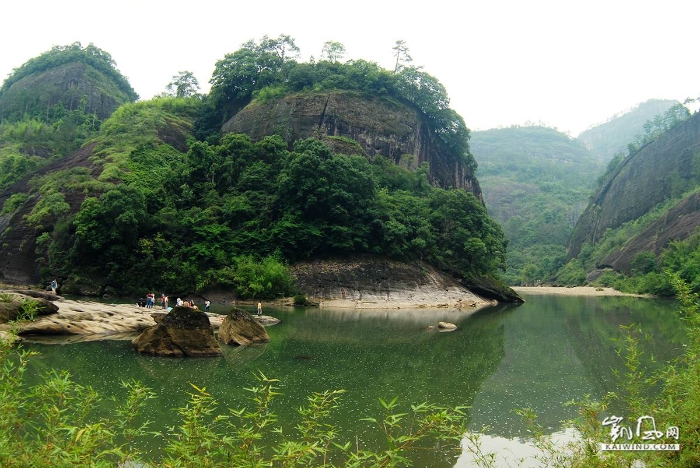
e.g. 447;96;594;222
20;294;684;467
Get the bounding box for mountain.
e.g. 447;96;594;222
0;41;516;301
577;99;679;163
0;43;138;192
0;43;137;123
471;125;603;284
565;110;700;284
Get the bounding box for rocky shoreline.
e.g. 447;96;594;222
1;285;495;344
0;292;228;343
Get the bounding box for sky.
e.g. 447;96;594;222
2;0;698;137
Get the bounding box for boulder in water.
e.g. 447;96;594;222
132;306;222;357
218;308;270;346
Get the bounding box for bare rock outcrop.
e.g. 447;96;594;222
290;258;515;308
133;306;222;357
218;308;270;346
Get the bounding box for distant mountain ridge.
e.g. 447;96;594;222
471;125;602;284
577;99;679;163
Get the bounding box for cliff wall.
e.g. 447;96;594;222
221;91;483;202
568;111;700;259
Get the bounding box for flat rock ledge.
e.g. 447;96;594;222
2;298;226;340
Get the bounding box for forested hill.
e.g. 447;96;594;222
471;125;602;285
577;99;679;163
0;42;137;123
0;39;514;300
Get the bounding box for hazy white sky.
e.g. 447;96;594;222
2;0;698;136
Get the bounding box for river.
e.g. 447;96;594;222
21;293;686;467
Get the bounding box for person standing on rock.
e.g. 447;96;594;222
50;279;57;294
257;301;262;316
204;300;210;312
161;294;167;309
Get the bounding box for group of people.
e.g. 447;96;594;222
135;295;264;316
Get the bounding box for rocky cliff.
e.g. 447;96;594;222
601;191;700;274
0;62;135;122
221;91;483;202
568;111;700;260
289;257;521;306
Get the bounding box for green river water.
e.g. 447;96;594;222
21;293;687;467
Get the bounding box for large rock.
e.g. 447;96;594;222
218;308;270;346
132;306;222;357
289;257;520;307
11;299;156;336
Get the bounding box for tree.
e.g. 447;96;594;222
166;71;200;98
257;34;300;62
209;34;298;121
392;40;412;73
320;41;346;63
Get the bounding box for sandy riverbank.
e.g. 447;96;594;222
512;286;649;297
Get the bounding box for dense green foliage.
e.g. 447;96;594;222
472;125;603;285
0;43;138;190
21;99;505;297
197;35;475;170
0;40;502;299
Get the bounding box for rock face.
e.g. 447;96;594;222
221;91;483;202
569;111;700;260
218;308;270;346
0;62;135;122
289;257;517;308
601;192;700;273
132;306;222;357
0;143;100;285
